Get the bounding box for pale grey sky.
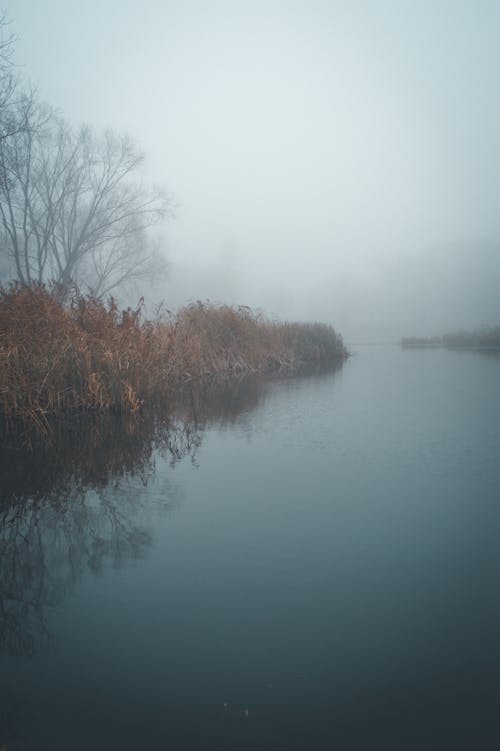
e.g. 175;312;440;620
6;0;500;339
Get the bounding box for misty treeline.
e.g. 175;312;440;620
401;327;500;350
0;14;169;298
0;284;347;439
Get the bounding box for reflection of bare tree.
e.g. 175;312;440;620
0;377;275;657
1;499;53;655
0;410;204;656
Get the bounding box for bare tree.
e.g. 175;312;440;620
0;92;53;283
0;11;23;141
0;92;170;296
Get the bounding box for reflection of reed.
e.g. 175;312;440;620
177;376;268;427
0;411;197;503
177;362;342;427
0;378;274;657
0;369;341;657
0;410;201;656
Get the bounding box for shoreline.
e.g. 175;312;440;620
0;284;348;440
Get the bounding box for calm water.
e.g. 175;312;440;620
2;345;500;750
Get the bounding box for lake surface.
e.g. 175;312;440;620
2;345;500;750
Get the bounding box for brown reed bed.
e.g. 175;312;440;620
0;283;348;437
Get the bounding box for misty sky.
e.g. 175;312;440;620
6;0;500;339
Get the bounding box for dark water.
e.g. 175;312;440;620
1;346;500;750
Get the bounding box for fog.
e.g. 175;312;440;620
8;0;500;340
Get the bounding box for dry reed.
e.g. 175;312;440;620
0;283;348;434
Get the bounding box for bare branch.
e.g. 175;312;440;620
0;91;172;295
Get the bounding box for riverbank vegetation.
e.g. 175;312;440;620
0;283;347;438
0;21;349;443
401;327;500;350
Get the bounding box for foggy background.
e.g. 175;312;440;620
6;0;500;341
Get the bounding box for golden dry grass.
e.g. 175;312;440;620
0;283;347;434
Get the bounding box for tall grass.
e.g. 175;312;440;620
0;283;347;434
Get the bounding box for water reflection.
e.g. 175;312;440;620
0;420;198;657
0;377;273;658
